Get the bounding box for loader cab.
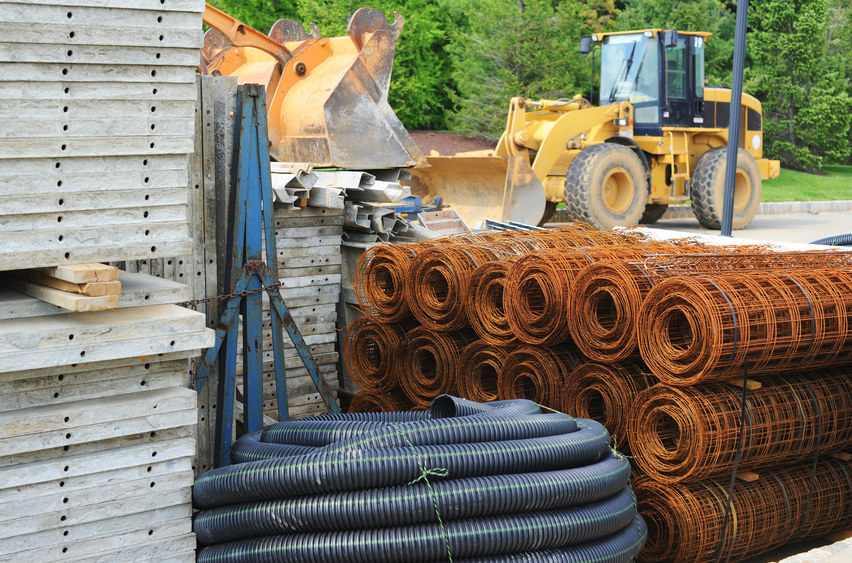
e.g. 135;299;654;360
594;30;708;137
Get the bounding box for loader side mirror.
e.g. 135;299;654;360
579;36;592;55
662;30;679;51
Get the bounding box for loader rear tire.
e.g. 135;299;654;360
564;144;648;230
691;146;761;230
640;203;669;224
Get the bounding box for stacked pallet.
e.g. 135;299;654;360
0;0;202;270
0;276;213;562
236;205;343;420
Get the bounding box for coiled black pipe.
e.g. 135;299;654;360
194;395;645;563
810;233;852;246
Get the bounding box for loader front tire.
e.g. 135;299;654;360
564;144;648;230
691;146;761;230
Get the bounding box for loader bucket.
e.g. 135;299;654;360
406;156;547;226
202;5;423;169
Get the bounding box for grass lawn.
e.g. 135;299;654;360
761;164;851;202
554;165;851;208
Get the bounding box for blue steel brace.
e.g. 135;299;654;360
194;84;340;468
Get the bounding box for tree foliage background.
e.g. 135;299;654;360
209;0;851;169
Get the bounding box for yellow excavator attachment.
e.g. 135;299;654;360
201;4;423;170
406;156;547;226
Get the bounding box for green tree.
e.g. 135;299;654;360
208;0;298;34
748;0;852;169
445;0;616;137
618;0;735;85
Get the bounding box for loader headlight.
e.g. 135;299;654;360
616;118;629;127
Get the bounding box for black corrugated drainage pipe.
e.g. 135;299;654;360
193;395;646;563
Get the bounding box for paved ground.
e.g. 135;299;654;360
648;211;852;246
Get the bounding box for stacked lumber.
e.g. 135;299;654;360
0;0;203;271
237;205;343;420
0;263;120;312
0;289;213;562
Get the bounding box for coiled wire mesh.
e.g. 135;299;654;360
563;361;658;453
569;251;852;363
344;316;417;392
400;327;478;407
637;269;852;385
353;243;428;323
466;259;520;346
498;345;587;410
636;458;852;563
456;341;514;403
627;367;852;483
348;388;416;413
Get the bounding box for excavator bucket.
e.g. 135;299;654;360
201;5;422;169
406;156;547;226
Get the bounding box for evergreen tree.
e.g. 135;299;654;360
748;0;852;169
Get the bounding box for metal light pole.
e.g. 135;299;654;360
721;0;749;237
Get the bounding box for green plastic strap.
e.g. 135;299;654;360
388;423;453;562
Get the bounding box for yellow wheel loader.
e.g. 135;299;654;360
199;8;778;230
408;29;780;230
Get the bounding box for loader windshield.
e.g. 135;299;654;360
600;33;660;124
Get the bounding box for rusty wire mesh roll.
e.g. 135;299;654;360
344;316;417;392
628;367;852;484
570;252;852;364
348;388;416;413
498;345;587;410
353;243;429;323
399;327;477;407
466;259;520;346
456;341;514;403
636;458;852;563
563;362;657;452
505;246;674;346
638;269;852;385
406;246;512;331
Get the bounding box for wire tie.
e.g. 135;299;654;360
388;423;453;563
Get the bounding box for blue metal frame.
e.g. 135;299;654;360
194;84;340;467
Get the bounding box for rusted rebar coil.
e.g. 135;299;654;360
406;246;512;331
456;341;514;403
348;387;417;413
628;367;852;483
638;269;852;385
636;458;852;563
344;316;417;392
466;259;520;346
569;252;852;363
399;327;477;407
505;246;674;346
498;345;587;410
563;361;657;452
353;243;428;323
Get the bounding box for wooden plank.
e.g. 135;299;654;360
0;238;193;272
6;515;192;563
0;4;201;30
725;378;762;391
8;270;120;296
0;426;192;472
735;471;760;482
829;451;852;462
35;263;118;284
0;44;200;67
0;274;117;312
0;63;196;84
0;436;194;489
0;135;195;159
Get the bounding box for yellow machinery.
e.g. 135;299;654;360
201;9;779;230
409;29;781;229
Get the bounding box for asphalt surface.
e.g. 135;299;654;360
648;211;852;246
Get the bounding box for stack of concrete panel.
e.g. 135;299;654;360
237;205;342;420
0;280;213;561
0;0;203;270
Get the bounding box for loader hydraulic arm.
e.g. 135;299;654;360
203;3;293;68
